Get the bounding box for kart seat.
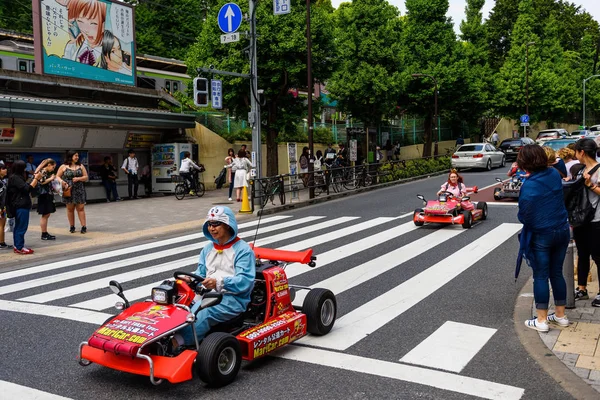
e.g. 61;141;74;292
208;313;245;334
88;335;140;357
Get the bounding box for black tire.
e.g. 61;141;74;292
196;182;205;197
500;156;506;168
462;210;473;229
413;208;424;227
174;184;186;200
476;201;488;220
302;288;337;335
364;174;373;187
485;159;492;171
278;189;285;205
493;188;501;201
196;332;241;387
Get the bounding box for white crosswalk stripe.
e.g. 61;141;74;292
0;214;526;398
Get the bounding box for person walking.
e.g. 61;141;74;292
491;131;499;147
100;156;120;202
35;158;59;240
228;149;253;202
516;145;570;332
299;147;310;187
0;162;9;249
121;149;139;199
6;160;43;254
57;151;89;234
571;139;600;306
225;148;235;201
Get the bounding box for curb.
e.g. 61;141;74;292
514;279;599;399
256;169;450;216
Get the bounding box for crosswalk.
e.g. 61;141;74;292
0;214;525;399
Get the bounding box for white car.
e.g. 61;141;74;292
535;129;568;144
451;143;506;171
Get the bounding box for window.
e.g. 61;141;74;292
18;60;27;72
0;59;3;69
137;77;156;89
173;81;179;92
165;79;180;94
165;80;171;92
31;62;35;73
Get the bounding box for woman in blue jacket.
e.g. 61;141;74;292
176;206;255;346
516;145;570;332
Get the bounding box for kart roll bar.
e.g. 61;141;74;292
250;245;315;265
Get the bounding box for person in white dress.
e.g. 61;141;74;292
226;149;253;202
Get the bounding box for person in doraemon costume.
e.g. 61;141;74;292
177;206;255;346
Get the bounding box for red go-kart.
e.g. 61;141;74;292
413;186;487;229
78;247;336;387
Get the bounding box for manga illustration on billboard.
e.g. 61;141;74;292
39;0;135;85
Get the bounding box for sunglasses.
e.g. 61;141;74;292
207;221;223;227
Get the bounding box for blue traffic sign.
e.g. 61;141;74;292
218;3;242;34
520;114;530;123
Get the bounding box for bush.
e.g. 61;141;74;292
378;156;450;184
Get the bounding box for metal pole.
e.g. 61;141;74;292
434;78;438;143
306;0;314;199
583;78;586;128
249;0;261;181
526;45;529;117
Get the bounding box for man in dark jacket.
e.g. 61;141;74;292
0;161;9;248
7;160;42;254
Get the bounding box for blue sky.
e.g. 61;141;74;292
330;0;600;35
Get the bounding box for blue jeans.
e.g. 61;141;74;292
13;208;30;250
228;180;234;198
102;180;120;201
530;228;569;309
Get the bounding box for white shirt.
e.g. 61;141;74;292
565;159;579;180
122;157;139;174
179;158;202;173
492;133;499;141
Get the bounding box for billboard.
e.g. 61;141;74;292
37;0;136;86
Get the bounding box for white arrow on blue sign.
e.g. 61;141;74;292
520;114;530;124
218;3;242;34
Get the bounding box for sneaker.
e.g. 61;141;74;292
41;232;56;241
524;317;549;332
106;199;111;203
81;226;87;234
548;313;569;327
228;198;232;201
69;226;76;233
592;294;600;307
0;242;10;249
575;288;589;300
14;247;34;255
116;198;122;202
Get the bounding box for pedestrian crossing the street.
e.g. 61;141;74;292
0;214;525;399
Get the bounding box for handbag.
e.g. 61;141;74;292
63;184;72;198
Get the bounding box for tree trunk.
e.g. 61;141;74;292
422;113;433;157
266;101;279;177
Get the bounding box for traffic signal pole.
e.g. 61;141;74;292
249;0;262;181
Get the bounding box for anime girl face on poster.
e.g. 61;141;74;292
61;0;106;66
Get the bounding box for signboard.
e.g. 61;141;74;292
520;122;530;127
220;32;240;43
520;114;530;124
126;133;161;148
217;3;242;34
0;128;15;144
37;0;136;86
211;79;223;109
274;0;291;15
349;139;357;162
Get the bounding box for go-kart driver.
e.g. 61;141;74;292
174;206;255;348
507;162;528;178
437;169;467;198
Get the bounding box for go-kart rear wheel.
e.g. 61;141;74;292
493;188;501;201
462;211;473;229
196;332;241;387
303;288;337;335
413;208;424;227
476;201;488;220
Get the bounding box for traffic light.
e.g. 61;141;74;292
193;77;209;107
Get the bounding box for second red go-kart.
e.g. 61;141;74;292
413;186;488;229
78;247;336;387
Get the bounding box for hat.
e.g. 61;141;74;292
203;206;239;244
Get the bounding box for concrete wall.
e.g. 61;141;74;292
493;119;580;142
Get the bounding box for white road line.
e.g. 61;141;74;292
0;217;323;296
70;216;360;310
275;346;524;400
399;321;497;373
302;223;522;350
487;202;519;207
285;221;420;278
0;299;110;325
293;226;465;306
279;217;397;251
0;215;292;281
0;380;73;400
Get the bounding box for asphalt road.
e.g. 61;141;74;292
0;169;573;400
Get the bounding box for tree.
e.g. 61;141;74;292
325;0;403;151
0;0;34;33
485;0;519;69
186;0;335;176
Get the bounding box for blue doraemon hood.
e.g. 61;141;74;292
203;206;238;244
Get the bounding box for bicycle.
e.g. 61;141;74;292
257;175;285;207
173;170;205;200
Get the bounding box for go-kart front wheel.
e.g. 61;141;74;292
196;332;241;387
303;288;337;335
476;202;488;220
462;211;473;229
413;208;424;227
493;188;501;201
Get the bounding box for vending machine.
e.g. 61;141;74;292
151;143;192;193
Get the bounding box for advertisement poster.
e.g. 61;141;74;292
39;0;135;85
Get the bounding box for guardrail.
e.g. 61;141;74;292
250;155;451;212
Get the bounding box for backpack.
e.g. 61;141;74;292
563;164;600;228
215;167;226;189
300;155;308;169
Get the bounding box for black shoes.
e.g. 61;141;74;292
69;226;76;233
81;226;87;234
575;288;589;300
41;232;56;240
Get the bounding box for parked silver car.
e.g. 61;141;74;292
451;143;506;171
535;129;568;144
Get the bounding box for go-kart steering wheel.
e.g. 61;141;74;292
173;271;207;293
439;191;454;197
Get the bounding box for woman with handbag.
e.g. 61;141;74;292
57;151;89;234
227;149;253;202
225;148;235;201
7;160;43;254
35;158;59;240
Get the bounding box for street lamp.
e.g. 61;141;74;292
525;41;535;138
583;75;600;128
306;0;314;199
411;73;439;142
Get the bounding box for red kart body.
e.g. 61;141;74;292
413;186;488;229
79;247;335;387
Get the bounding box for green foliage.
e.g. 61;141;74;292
378;156;450;183
0;0;33;33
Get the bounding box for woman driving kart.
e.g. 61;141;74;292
174;206;255;348
436;170;473;210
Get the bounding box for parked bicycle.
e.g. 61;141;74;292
256;175;285;207
173;170;205;200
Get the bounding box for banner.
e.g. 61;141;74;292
38;0;136;85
